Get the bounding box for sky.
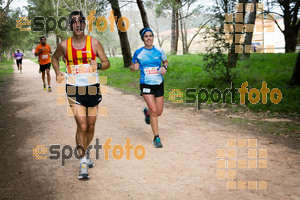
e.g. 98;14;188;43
5;0;27;10
4;0;285;17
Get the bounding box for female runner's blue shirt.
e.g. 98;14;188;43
132;46;167;85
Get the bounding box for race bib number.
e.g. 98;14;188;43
16;57;21;60
67;64;95;75
143;88;151;93
42;55;48;59
144;67;159;76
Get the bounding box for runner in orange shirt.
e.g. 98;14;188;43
35;36;52;91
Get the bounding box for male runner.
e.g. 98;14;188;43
52;11;110;180
14;49;23;74
35;36;52;91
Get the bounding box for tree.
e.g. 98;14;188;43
108;0;132;68
291;51;300;85
0;0;13;61
178;0;211;54
137;0;150;27
266;0;300;52
242;0;257;59
156;0;180;55
203;0;249;83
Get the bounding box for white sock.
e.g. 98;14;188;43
80;156;87;164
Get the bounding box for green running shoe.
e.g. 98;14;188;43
153;135;163;148
143;107;150;125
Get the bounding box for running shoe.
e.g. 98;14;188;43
143;107;150;125
48;86;52;92
86;151;94;168
43;83;46;90
78;161;89;180
153;135;163;148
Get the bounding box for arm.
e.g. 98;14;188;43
35;47;43;57
130;61;139;72
52;42;65;82
92;38;110;71
160;59;168;75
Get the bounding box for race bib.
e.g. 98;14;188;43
144;67;159;76
42;55;48;59
67;64;95;75
16;57;21;60
143;88;151;93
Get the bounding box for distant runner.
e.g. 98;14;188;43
14;49;23;74
35;36;52;92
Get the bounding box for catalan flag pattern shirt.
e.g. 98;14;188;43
65;36;99;86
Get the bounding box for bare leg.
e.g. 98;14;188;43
86;106;98;147
42;71;46;84
46;68;51;86
142;95;164;136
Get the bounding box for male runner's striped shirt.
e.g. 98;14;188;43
65;36;99;86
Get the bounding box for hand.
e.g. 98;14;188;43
159;67;167;75
134;60;139;71
56;72;65;84
89;58;97;72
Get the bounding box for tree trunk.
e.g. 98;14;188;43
109;0;132;68
280;0;299;53
284;28;297;53
136;0;150;28
291;51;300;85
171;6;177;55
242;0;256;59
56;35;59;47
175;3;179;53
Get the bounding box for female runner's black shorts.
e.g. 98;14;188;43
140;82;164;97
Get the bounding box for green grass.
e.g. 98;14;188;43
0;60;14;83
52;53;300;114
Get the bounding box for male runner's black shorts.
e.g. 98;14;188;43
40;63;51;72
16;59;22;65
66;83;102;107
140;82;164;97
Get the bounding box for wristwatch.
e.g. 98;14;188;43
97;63;102;70
163;65;168;70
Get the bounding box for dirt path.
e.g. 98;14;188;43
0;59;299;200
